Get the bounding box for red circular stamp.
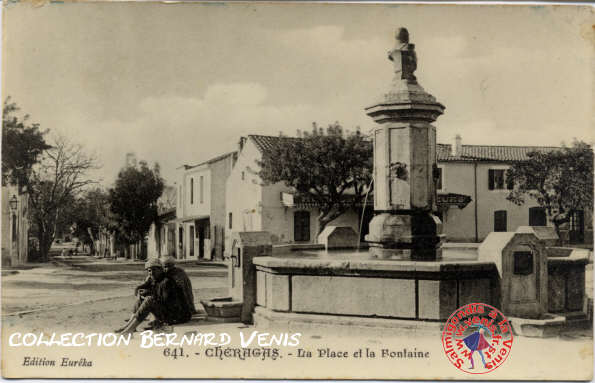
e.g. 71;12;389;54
441;303;513;374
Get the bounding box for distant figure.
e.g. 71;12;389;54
115;259;192;335
161;256;197;314
463;324;491;369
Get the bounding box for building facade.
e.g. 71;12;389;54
225;135;370;256
436;137;592;243
1;183;30;266
225;134;592;251
175;151;237;261
147;185;177;259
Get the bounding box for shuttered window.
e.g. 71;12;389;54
190;178;194;204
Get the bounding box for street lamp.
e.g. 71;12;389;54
9;194;18;264
9;194;18;212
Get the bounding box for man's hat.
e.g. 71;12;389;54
145;258;162;270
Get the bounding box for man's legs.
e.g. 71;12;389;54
114;296;146;333
117;296;163;335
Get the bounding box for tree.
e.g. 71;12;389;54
64;188;112;254
506;140;593;234
2;97;51;188
259;123;373;235
110;161;164;256
27;135;99;261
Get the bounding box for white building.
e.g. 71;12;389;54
435;137;592;243
225;134;592;251
147;185;177;259
175;152;237;260
225;135;368;256
1;182;30;265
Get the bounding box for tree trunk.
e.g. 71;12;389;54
87;227;98;255
39;234;53;262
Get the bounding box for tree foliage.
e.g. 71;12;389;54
27;135;99;261
65;188;112;252
2;97;51;188
259;123;373;234
110;161;164;245
506;140;593;229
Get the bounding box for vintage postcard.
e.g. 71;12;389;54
1;2;594;380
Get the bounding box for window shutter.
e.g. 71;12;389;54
488;169;495;190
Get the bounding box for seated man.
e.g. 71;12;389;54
116;259;193;335
161;256;197;314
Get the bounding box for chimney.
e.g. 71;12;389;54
312;122;318;136
455;134;462;156
125;152;137;168
279;131;284;137
296;129;302;138
238;136;247;152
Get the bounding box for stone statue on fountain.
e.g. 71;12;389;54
388;27;417;82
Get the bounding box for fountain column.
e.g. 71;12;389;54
365;27;445;261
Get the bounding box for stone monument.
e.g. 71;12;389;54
365;27;445;261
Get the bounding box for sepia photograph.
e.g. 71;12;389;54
1;2;594;380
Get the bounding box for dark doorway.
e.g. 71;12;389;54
189;226;195;258
494;210;507;232
167;225;175;256
569;210;585;244
294;211;310;242
529;207;547;226
198;226;205;259
178;227;184;259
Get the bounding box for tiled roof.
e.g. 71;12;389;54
250;135;560;163
187;151;237;169
249;135;298;153
437;144;560;162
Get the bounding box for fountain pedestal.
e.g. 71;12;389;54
365;28;445;261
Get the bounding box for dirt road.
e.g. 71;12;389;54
1;256;228;333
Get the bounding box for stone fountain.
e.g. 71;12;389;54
364;27;445;261
202;28;590;337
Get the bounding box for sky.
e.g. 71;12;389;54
3;3;594;186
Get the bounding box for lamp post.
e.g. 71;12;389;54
9;194;18;265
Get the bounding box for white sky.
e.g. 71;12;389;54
3;3;594;186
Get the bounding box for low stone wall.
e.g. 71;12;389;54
547;249;590;313
253;256;499;322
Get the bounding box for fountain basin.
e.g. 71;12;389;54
508;314;566;338
252;252;499;329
